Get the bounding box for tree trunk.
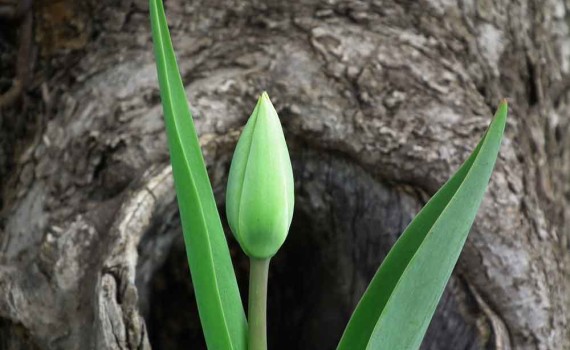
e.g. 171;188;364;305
0;0;568;349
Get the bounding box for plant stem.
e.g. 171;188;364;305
248;257;270;350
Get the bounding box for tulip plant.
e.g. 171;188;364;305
149;0;507;349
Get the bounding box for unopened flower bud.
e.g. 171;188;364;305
226;92;294;258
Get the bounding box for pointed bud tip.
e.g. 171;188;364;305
256;91;278;122
260;91;272;105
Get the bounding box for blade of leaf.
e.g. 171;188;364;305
149;1;247;349
337;102;507;350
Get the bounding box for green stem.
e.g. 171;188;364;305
248;257;270;350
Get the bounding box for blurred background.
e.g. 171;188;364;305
0;0;569;349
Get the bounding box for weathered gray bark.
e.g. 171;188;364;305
0;0;569;349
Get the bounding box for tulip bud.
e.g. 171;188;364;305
226;92;294;259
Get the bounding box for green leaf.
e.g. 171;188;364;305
337;101;507;350
149;1;247;349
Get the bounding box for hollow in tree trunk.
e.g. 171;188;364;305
0;0;569;349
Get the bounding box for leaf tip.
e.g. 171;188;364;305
497;98;508;121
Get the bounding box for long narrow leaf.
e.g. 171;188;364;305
337;102;507;350
149;1;247;349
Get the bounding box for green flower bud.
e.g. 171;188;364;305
226;92;294;258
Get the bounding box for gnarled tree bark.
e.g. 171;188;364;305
0;0;569;349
